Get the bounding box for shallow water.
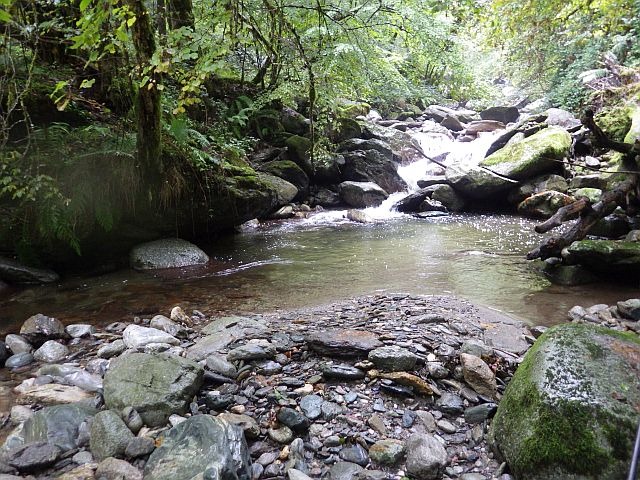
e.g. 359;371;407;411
0;213;636;333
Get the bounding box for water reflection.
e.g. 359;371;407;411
0;214;636;332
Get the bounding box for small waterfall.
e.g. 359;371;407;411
306;127;504;224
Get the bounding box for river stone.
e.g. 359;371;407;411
306;329;382;357
430;184;465;212
339;443;369;466
206;354;238;378
65;324;95;338
97;339;126;359
460;353;497;398
480;127;571;181
130;238;209;271
545;108;581;129
445;163;518;200
436;392;464;415
341;149;407;194
368;345;417;371
617;299;640;321
0;256;59;284
5;441;61;472
564;240;640;273
20;314;66;345
95;457;142;480
5;353;34;369
480;106;519;124
405;433;448;479
217;412;260;439
33;340;69;363
144;415;251;480
464;403;498;424
369;439;405;465
22;403;96;450
227;340;276;361
300;394;323;420
16;384;93;405
490;323;640;480
338;181;389;208
483;322;529;354
5;334;33;354
186;331;239;361
150;315;187;338
125;436;155;458
277;407;310;433
257;172;298;206
259;160;310;193
57;464;95;480
90;410;135;461
321;364;366;381
517;191;575;218
122;324;180;349
103;353;204;427
329;461;364;480
268;426;294;444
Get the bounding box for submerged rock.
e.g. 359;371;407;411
130;238;209;271
490;323;640;480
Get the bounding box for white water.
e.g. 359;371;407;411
306;126;504;224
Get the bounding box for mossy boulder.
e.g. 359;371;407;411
517;191;575;218
480;127;571;180
335;99;371;118
258;160;309;193
256;173;298;207
573;187;602;203
445;164;519;200
564;240;640;273
596;105;633;142
490;323;640;480
285;135;313;176
342;150;407;194
624;104;640;144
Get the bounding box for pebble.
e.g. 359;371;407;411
321;364;366;381
268;426;294;444
338;443;369;466
5;352;34;369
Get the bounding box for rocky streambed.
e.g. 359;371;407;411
0;293;638;479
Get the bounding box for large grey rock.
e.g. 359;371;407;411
0;257;59;284
130;238;209;271
338;181;389;208
103;353;204;427
508;174;568;204
5;441;61;472
328;461;364;480
480;106;519;124
259;160;309;194
341;150;407;194
19;314;66;345
405;433;448;479
617;299;640;321
33;340;69;363
5;334;33;354
517;191;575;218
545;108;581;129
446;164;518;199
90;410;135;461
564;240;640;274
144;415;251;480
227;340;276;361
22;403;96;450
122;324;180;349
430;184;465;212
5;352;34;369
306;329;383;357
368;346;417;371
257;172;298;206
490;323;640;480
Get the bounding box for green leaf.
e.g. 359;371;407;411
79;78;95;89
79;0;91;12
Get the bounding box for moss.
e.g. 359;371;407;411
624;104;640;144
596;105;633;142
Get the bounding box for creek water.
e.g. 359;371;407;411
0;129;637;333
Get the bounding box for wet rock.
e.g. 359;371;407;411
97;340;126;359
90;410;135;461
9;406;33;425
5;334;33;354
339;443;369;466
203;391;234;411
369;439;405;465
206;354;238;378
95;457;142;480
227;340;276;361
65;371;103;392
103;353;204;427
144;415;251;480
341;149;407;194
125;436;155;458
445;163;518;200
616;299;640;321
5;442;61;472
517;191;575;219
33;340;69;363
277;407;310;433
20;314;66;345
268;426;294;444
130;238;209;271
0;257;59;284
368;370;434;395
321;364;366;381
307;329;382;357
122;324;179;349
329;461;364;480
460;353;497;398
72;451;94;465
368;346;417;371
22;403;96;450
405;434;448;479
5;353;34;369
299;395;323;420
464;403;498;424
338;181;389;208
65;324;95;338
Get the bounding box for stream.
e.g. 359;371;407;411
0;128;637;333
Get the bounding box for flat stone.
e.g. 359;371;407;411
368;345;418;371
66;324;95;338
122;325;179;349
5;352;34;369
436;392;464;415
405;433;448;479
6;441;61;472
97;340;126;358
339;443;369;466
321;364;366;381
483;323;529;354
460;353;497;398
329;461;364;480
90;410;135;461
56;464;96;480
368;370;434;395
186;331;242;361
268;426;294;444
322;401;343;421
300;394;323;420
125;436;155;458
95;457;142;480
103;353;204;427
33;340;69;363
227;340;276;361
205;354;238;378
437;419;457;433
0;257;59;284
306;329;383;357
369;439;405;465
149;315;187;338
22;403;96;450
16;384;93;405
217;412;261;439
464;403;498;424
288;468;313;480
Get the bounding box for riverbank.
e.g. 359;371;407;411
0;293;535;479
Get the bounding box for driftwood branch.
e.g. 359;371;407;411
527;110;639;260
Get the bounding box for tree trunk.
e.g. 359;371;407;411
168;0;194;30
125;0;162;179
